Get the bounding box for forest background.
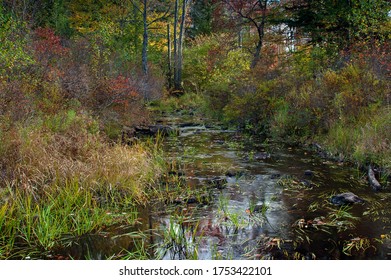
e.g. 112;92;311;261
0;0;390;259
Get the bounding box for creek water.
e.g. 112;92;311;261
59;115;391;260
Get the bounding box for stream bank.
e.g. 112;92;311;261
134;111;391;259
23;111;390;260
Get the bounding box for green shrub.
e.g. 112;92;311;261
223;82;273;131
332;64;388;122
103;121;122;141
0;14;34;80
183;34;250;96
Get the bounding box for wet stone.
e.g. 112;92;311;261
299;179;315;188
255;152;271;160
330;192;365;206
225;170;245;177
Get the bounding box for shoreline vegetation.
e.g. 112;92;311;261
1;1;390;259
0;110;166;259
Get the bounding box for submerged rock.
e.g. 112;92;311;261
254;152;271;160
225;169;245;178
304;170;315;177
330;192;365;206
299;179;316;188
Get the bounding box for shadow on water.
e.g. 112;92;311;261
58;116;391;260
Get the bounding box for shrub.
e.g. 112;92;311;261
223;82;273;131
331;64;388;122
0;14;34;80
269;98;315;142
183;34;250;95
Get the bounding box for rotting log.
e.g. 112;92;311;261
368;165;382;191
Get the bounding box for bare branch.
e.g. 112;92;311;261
147;5;173;26
129;0;142;13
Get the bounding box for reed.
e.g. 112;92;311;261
156;214;200;260
342;237;375;257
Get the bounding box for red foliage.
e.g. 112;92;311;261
33;27;69;59
106;75;140;110
340;41;391;78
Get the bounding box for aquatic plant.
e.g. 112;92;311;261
224;211;247;233
342;236;375;257
328;205;360;230
118;233;151;260
217;194;229;216
155;214;200;260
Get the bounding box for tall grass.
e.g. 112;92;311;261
0;177;156;259
1;111;164;201
321;105;390;171
156;214;200;260
353;107;391;169
0;110;166;259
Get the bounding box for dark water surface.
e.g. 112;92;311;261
60;116;391;260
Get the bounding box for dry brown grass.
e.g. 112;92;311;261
0;111;163;204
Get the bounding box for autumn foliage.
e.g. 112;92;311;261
34;27;69;58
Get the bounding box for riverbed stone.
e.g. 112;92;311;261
330;192;365;206
299;179;314;188
225;169;245;178
254;152;271;160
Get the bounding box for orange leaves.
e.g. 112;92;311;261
109;75;138;97
108;75;140;106
33;27;69;61
92;75;142;114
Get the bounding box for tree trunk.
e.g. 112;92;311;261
237;17;244;49
142;0;148;75
250;0;267;69
176;0;187;92
167;23;172;89
251;36;263;68
238;28;243;49
173;0;179;91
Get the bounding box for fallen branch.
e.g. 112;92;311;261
368;165;382;191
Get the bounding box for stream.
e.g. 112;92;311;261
58;114;391;260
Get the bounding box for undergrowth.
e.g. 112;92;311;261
0;109;166;259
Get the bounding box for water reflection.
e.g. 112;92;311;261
60;117;391;259
155;120;391;259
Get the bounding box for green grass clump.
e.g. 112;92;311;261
156;214;200;260
0;181;132;259
320;106;390;171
